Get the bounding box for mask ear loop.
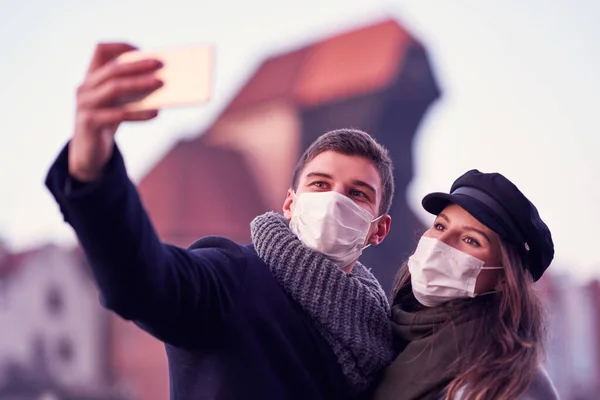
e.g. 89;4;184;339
362;214;385;250
475;266;504;297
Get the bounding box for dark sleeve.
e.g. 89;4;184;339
45;142;248;347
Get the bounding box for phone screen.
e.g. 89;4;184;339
115;44;213;111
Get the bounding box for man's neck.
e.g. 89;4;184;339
341;261;357;274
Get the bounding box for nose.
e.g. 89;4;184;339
330;184;347;196
436;231;455;248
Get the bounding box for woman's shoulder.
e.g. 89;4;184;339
445;365;559;400
520;365;559;400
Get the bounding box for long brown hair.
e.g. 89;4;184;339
391;240;547;400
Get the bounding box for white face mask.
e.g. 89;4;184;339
290;191;380;268
408;236;502;307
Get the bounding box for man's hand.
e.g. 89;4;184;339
68;43;164;182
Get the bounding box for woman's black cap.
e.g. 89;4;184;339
422;169;554;281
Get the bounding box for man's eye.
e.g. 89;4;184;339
350;189;367;198
311;181;327;188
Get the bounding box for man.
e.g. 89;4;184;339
45;43;395;400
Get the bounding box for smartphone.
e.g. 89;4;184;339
115;44;214;111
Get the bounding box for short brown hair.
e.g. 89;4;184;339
291;128;395;215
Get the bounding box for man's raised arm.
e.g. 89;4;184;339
45;43;246;347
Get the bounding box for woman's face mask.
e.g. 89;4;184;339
289;191;381;268
408;236;503;307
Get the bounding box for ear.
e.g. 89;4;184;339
282;189;295;221
367;214;392;245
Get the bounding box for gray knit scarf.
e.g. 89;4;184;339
250;211;394;396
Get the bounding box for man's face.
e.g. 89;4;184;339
282;150;391;246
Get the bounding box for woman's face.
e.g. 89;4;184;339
423;203;504;294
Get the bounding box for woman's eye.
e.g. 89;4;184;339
433;222;445;231
464;237;481;247
311;181;327;188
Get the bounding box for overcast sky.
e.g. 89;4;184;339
1;0;599;281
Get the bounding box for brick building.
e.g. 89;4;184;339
138;18;441;292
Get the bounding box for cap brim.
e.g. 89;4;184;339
422;192;454;215
423;191;528;261
422;192;479;217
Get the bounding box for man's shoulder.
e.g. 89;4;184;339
186;236;263;267
188;235;251;252
187;236;299;307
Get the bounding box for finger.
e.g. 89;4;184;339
77;109;158;130
123;109;160;122
78;75;163;109
84;58;163;89
86;43;138;74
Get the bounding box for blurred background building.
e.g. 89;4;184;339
137;19;438;292
1;13;599;400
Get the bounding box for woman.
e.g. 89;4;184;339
372;169;559;400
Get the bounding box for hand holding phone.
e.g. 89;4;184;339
114;44;214;111
68;43;214;182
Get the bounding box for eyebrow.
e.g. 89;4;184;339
305;172;377;196
437;213;492;244
305;172;333;180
